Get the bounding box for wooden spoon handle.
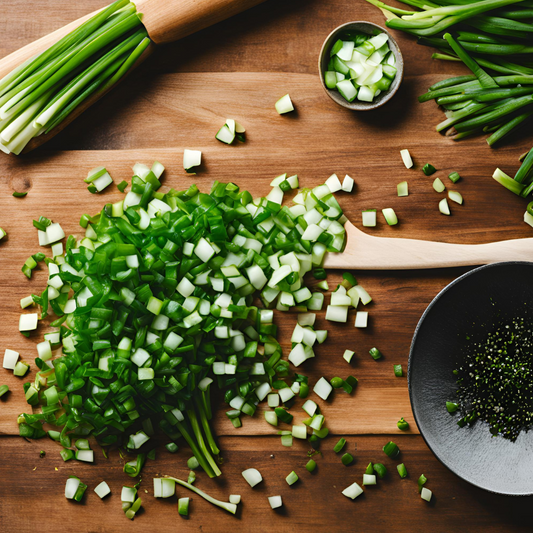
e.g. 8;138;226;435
324;233;533;270
135;0;267;44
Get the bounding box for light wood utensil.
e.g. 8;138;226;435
0;0;266;153
324;220;533;270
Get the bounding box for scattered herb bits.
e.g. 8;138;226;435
448;171;461;183
423;163;436;176
397;463;408;478
369;347;382;360
324;31;397;103
306;459;317;473
374;463;387;479
334;437;347;453
383;441;400;458
341;453;354;466
397;417;409;431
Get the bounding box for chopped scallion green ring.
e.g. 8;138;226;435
393;364;403;377
334;437;347;453
397;463;408;478
397;417;409;430
383;441;399;458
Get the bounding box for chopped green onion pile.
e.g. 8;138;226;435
18;161;352;483
367;0;533;146
0;0;150;155
324;31;397;103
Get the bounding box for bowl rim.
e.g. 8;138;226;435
318;20;404;111
408;260;533;497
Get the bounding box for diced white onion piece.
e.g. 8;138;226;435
325;305;348;323
255;382;271;402
183;149;202;171
19;313;38;331
347;286;360;308
279;387;295;403
397;181;408;196
302;399;318;417
342;481;364;500
268;495;283;509
46;223;65;244
337;40;355;61
151;161;165;178
65;477;81;499
216;124;235;144
433;178;445;193
94;481;111;499
292;424;307;439
288;344;309;367
439;198;451;215
448;190;463;204
362;210;377;227
400;149;413;169
147;198;172;218
37;340;52;361
92;172;113;192
275;94;294;114
131;348;150;367
177;277;195;297
325;174;342;193
298;313;316;326
265;411;278;426
63;299;77;314
382;208;398;226
357;85;375;102
354;285;372;305
337;80;357;102
229;494;241;504
524;210;533;228
76;450;94;462
315;329;328;343
3;348;19;369
132;163;150;179
421;487;432;502
331;292;352;306
242;468;263;487
313;377;333;400
194;237;215;262
355;311;368;328
124;191;141;209
267;393;280;408
342;175;354;192
368;33;388;50
121;486;137;503
363;474;377;485
340;350;355;366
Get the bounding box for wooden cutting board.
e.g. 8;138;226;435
0;69;530;438
1;1;533;531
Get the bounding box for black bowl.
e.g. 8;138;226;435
409;261;533;496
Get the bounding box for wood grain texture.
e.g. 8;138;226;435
1;0;533;531
1;434;532;533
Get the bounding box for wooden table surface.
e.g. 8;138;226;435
1;1;533;531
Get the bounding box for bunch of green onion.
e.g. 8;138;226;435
366;0;533;146
0;0;149;155
18;162;348;478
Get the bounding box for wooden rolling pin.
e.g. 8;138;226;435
0;0;266;152
324;220;533;270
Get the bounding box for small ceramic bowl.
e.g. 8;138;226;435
318;21;404;111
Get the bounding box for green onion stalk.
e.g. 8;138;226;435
366;0;533;146
0;0;150;155
18;168;347;478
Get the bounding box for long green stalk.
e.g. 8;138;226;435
487;110;533;145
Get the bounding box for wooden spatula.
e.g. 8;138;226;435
0;0;266;153
324;220;533;270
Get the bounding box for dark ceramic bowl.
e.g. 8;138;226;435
409;262;533;496
318;21;404;111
